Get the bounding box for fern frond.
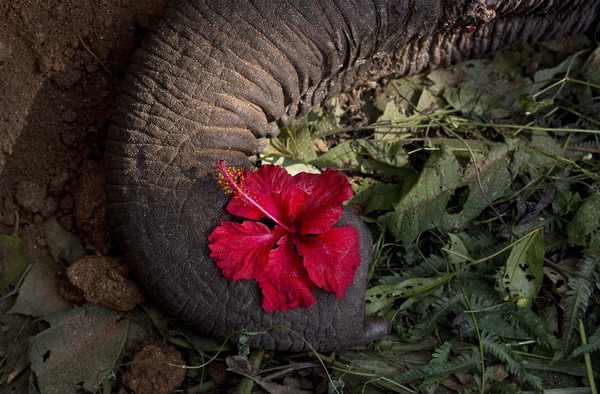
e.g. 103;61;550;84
511;307;559;350
430;341;453;364
570;325;600;358
481;334;542;389
408;296;461;340
377;263;437;285
488;380;519;394
395;254;445;282
392;349;480;385
468;294;497;311
554;256;600;361
478;310;531;340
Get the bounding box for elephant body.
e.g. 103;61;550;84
105;0;599;351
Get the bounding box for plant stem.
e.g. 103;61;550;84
236;348;265;394
579;319;598;394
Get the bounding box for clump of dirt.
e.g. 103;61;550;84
66;255;145;311
121;338;187;394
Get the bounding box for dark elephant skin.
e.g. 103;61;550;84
105;0;599;351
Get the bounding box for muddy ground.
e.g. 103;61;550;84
0;1;170;311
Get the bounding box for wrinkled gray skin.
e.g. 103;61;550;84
105;0;599;352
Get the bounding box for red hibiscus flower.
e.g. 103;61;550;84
208;161;360;312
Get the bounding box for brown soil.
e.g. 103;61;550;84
0;1;167;298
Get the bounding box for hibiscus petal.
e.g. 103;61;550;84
259;233;316;312
295;226;360;298
227;164;298;228
208;221;284;281
290;169;354;234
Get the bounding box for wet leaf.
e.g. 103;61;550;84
29;303;129;394
495;229;545;308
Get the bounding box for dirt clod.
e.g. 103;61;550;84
66;255;145;311
15;181;54;217
122;339;186;394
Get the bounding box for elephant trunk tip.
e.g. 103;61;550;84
360;315;392;345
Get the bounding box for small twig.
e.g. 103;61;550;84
0;265;32;302
261;361;318;381
78;35;113;77
565;145;600;154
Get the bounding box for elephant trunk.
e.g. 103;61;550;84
105;0;599;351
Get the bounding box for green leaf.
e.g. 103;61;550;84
364;183;403;213
29;303;129;393
532;51;583;87
392;350;480;385
512;307;559;350
444;80;490;118
446;233;472;264
309;141;356;168
309;139;408;174
481;333;542;389
365;276;445;315
426;69;459;95
495;229;545;308
383;142;517;245
567;191;600;255
260;156;320;175
570;325;600;358
0;220;27;293
519;93;554;115
555;257;600;361
408;296;461;340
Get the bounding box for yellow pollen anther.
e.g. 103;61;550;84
215;160;295;233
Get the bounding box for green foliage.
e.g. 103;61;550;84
383;142;517;245
495;228;545;308
0;217;27;293
571;325;600;358
555;256;600;361
392;349;480;386
567;191;600;255
407;296;461;340
511;307;560;350
481;334;542;389
256;38;600;392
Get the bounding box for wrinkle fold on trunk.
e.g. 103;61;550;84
105;0;600;351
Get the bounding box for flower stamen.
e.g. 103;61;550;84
216;161;295;233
